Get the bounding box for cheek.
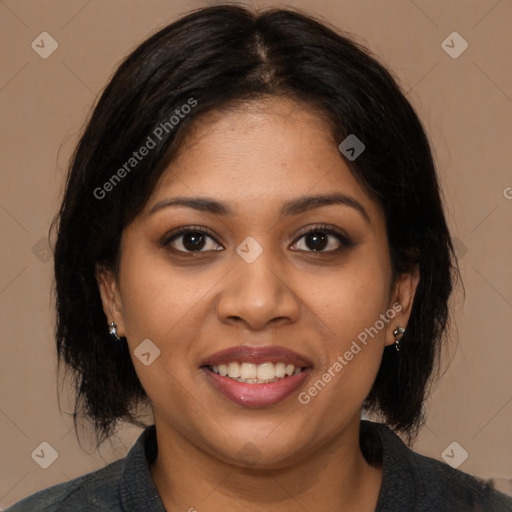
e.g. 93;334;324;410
117;246;212;342
302;249;391;396
115;243;227;396
115;251;204;405
304;252;391;336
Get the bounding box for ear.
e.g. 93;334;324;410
96;265;126;337
384;265;420;347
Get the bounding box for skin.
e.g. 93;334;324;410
97;96;419;512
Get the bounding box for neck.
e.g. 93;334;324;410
150;417;382;512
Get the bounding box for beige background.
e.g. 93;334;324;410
1;0;511;508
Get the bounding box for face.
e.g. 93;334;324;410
98;96;417;468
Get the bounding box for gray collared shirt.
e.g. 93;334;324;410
6;421;512;511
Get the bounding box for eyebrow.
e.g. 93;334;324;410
148;192;371;224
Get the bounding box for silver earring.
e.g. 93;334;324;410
393;326;405;352
109;322;120;341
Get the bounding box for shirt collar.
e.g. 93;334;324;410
361;420;417;510
118;420;415;511
119;424;166;511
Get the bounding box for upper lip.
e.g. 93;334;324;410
201;345;313;368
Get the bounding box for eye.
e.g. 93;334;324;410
290;225;352;253
162;227;223;253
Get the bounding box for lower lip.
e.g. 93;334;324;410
202;367;312;407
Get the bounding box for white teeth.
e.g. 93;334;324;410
275;362;286;378
256;362;275;380
228;362;240;378
240;362;257;379
209;361;304;383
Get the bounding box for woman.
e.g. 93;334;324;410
7;4;512;511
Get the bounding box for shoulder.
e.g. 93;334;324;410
365;420;512;511
5;424;160;512
4;458;126;511
408;447;512;511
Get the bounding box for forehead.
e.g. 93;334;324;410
144;96;382;225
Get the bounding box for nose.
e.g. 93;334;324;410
216;251;301;331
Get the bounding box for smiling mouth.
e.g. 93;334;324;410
203;361;306;384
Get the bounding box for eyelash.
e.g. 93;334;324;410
160;224;353;255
